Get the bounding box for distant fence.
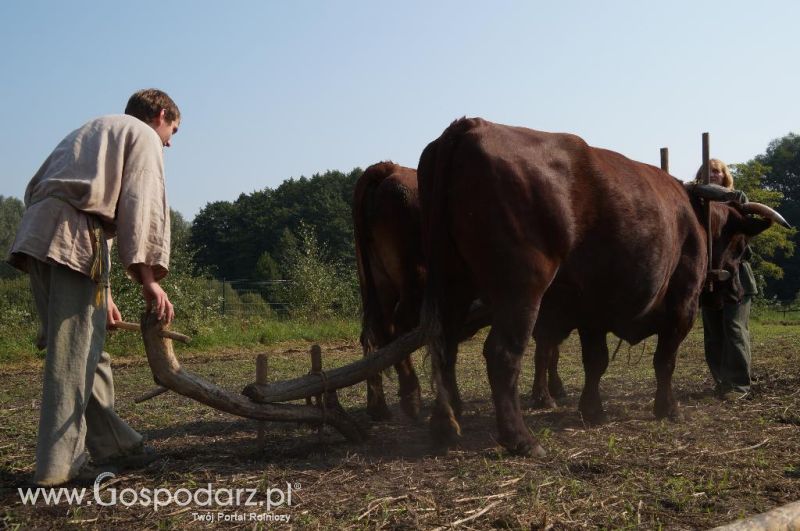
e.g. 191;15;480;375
211;281;800;321
217;279;292;317
756;299;800;320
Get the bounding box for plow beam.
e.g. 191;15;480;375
242;303;492;404
140;312;366;443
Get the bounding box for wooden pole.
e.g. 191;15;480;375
243;302;493;404
660;147;669;173
134;385;169;403
702;132;713;291
113;321;191;343
256;354;268;447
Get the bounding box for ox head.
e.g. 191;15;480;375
686;183;792;308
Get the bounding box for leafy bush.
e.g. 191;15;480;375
279;222;359;321
237;291;273;317
0;276;39;360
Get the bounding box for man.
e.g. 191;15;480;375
7;89;180;486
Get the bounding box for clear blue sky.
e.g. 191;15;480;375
1;1;797;220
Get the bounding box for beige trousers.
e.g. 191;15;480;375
28;258;142;486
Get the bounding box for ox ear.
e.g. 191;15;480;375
684;182;741;202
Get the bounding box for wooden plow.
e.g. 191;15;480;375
127;307;491;445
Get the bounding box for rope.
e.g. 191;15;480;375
27;195;109;307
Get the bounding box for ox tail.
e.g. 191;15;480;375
352;162;395;355
418;118;480;436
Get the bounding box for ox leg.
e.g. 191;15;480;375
548;347;567;399
394;357;421;420
363;330;393;421
577;328;609;425
393;298;422;420
653;333;683;420
483;310;544;457
365;368;392;421
531;340;558;409
428;307;469;446
445;304;469;417
429;340;461;446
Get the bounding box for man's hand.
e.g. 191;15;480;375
134;264;175;324
106;289;123;329
142;281;175;324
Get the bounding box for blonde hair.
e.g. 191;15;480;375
695;158;734;190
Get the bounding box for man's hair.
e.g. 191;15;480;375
125;89;180;123
694;158;734;190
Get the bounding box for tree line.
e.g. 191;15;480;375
2;132;800;304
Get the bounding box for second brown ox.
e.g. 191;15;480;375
417;117;788;457
353;162;567;420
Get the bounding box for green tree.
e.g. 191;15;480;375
169;209;196;275
190;201;240;278
0;196;25;279
749;133;800;300
730;161;796;289
254;251;281;281
756;133;800;219
279;222;359;320
190;168;362;282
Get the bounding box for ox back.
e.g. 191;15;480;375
417;117;709;456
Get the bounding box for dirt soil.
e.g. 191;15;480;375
1;325;798;529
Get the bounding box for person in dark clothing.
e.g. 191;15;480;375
696;159;756;398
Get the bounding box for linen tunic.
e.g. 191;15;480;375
8;114;170;282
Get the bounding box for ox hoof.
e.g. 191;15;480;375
579;407;607;426
399;388;422;420
530;392;557;410
429;410;462;446
452;402;464;421
367;403;393;422
499;435;546;457
654;402;682;421
549;382;567;400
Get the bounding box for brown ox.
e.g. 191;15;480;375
418;117;788;456
353;162;567;420
353;162;424;420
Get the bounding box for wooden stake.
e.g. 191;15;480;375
660;147;669;173
306;344;342;411
310;345;322;373
307;345;322;407
702;132;713;291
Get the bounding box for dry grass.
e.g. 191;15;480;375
1;323;798;529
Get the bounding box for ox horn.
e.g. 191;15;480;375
684;182;740;202
742;202;792;229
